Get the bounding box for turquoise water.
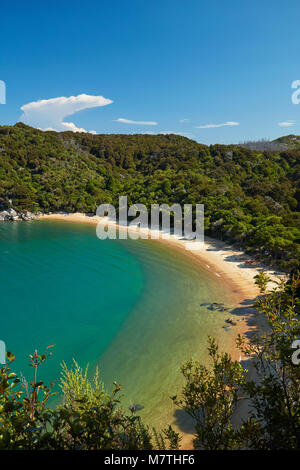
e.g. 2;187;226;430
0;220;239;431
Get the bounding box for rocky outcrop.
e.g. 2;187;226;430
0;209;42;222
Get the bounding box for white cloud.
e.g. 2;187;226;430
60;122;97;133
179;118;189;123
20;94;113;133
278;120;295;127
114;118;158;125
195;121;239;129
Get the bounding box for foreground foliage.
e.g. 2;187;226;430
0;353;179;450
174;275;300;449
0;276;299;450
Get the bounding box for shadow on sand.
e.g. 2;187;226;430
205;237;283;275
172;291;266;436
172;409;197;435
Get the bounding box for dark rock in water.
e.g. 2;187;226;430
207;302;230;312
129;403;144;412
222;325;231;331
209;302;220;311
225;317;237;326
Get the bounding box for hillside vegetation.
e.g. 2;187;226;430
274;134;300;149
240;135;300;152
0;123;299;272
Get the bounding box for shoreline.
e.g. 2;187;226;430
36;212;284;353
36;212;283;294
36;212;284;449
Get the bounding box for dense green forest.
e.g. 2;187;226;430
0;122;299;272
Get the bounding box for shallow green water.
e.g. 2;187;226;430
0;220;239;431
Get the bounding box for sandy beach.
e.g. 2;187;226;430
36;212;285;449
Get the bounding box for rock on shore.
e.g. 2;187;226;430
0;209;42;221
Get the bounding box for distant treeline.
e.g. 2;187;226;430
239;139;289;152
0;123;299;272
239;135;300;151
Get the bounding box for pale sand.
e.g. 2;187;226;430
36;212;286;449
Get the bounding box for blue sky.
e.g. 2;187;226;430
0;0;300;144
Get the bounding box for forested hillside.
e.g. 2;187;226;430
240;135;300;151
0;123;299;272
274;134;300;149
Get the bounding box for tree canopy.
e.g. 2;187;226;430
0;123;299;272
